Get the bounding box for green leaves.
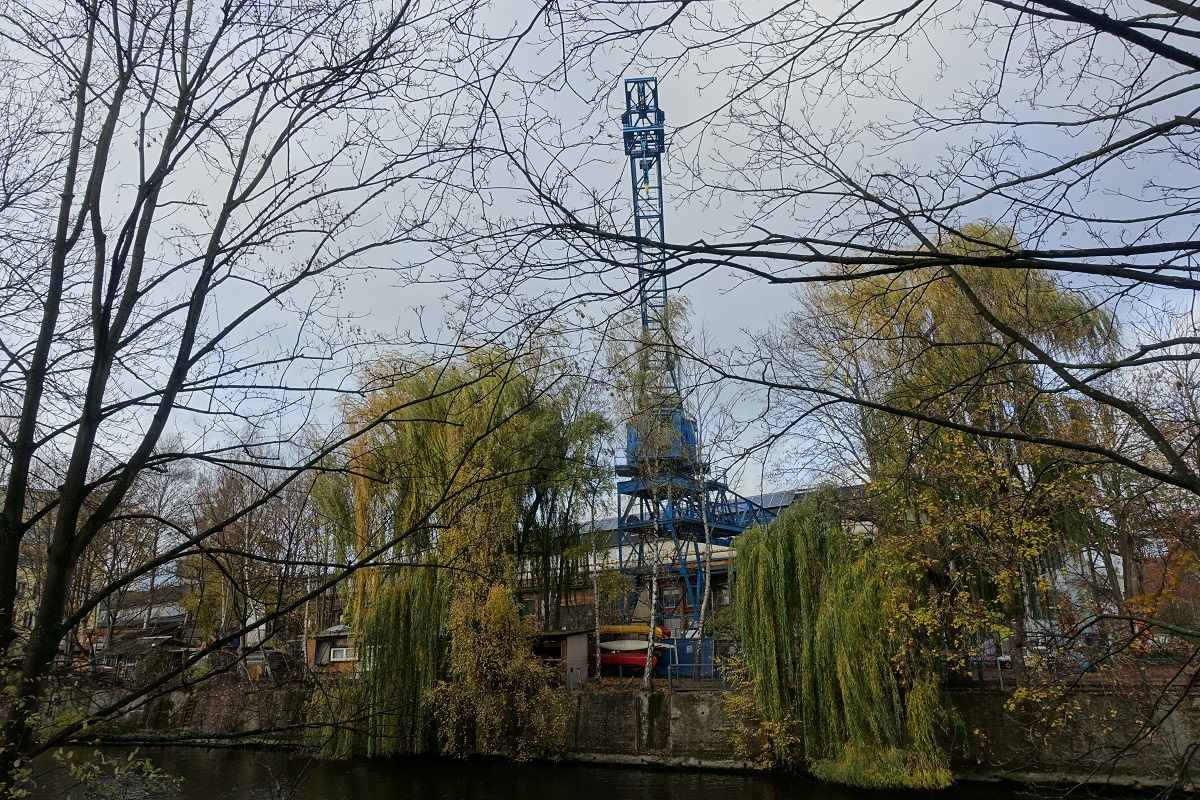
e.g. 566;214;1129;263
734;489;955;788
311;345;602;758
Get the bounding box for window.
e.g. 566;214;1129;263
329;646;359;662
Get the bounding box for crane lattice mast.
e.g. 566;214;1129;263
615;78;775;631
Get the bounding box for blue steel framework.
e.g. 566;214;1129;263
615;78;775;627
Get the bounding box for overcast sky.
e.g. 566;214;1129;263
205;0;1194;494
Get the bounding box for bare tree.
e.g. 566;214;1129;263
339;6;1200;785
0;0;527;783
466;3;1200;784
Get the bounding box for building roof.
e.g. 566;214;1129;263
749;490;800;511
532;628;593;640
315;624;352;638
101;635;193;658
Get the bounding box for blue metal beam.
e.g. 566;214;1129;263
614;77;776;630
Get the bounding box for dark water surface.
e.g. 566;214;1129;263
34;746;1090;800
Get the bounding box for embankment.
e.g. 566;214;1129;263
102;682;1200;788
565;688;1200;789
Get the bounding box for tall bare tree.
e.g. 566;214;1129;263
0;0;520;783
462;4;1200;786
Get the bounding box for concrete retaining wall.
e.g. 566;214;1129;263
568;691;753;769
95;682;310;742
566;689;1200;788
951;689;1200;788
101;681;1200;788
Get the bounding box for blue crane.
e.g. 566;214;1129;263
614;77;775;631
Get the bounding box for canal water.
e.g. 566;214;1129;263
34;746;1099;799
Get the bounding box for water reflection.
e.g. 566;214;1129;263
35;746;1072;800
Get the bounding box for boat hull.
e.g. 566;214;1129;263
600;651;658;671
599;639;674;651
600;639;652;652
598;624;669;639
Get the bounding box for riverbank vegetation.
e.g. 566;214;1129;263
730;229;1200;788
8;0;1200;793
734;491;955;789
308;348;605;759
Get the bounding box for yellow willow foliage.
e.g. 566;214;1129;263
313;349;578;757
734;488;955;789
309;562;446;757
428;473;571;759
428;584;570;760
792;224;1111;659
797;223;1115;472
363;562;448;755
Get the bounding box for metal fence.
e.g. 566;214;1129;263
598;663;731;691
666;662;730;692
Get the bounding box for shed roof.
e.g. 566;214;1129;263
533;628;593;640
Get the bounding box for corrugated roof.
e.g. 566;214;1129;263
581;516;619;534
746;490;798;511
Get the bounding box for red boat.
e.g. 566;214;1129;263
600;649;658;671
597;625;672;673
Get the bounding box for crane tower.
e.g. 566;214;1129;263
615;78;775;631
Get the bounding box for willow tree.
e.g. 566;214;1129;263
512;388;610;632
766;224;1117;661
730;228;1123;788
735;489;955;788
310;346;605;758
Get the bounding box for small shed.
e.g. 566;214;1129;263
306;624;359;673
532;628;591;689
96;634;197;680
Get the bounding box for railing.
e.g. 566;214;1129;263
968;655;1013;690
666;662;729;692
610;665;641;691
588;662;731;692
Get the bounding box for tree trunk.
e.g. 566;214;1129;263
642;569;658;691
